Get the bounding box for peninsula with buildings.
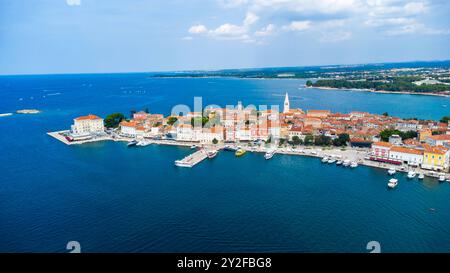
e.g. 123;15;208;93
48;93;450;183
154;60;450;96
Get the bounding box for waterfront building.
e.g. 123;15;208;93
133;111;149;120
283;92;290;113
176;124;194;141
120;121;138;137
422;144;450;171
418;129;432;142
425;134;450;146
388;134;403;145
389;146;423;166
71;114;104;136
372;142;393;159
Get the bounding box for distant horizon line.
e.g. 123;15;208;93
1;58;450;77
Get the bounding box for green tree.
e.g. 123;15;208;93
306;80;313;87
104;113;125;128
382;112;389;117
167;117;178;126
191;116;209;127
333;133;350;146
441;116;450;123
144;107;150;114
304;134;314;145
292;136;302;146
314;135;332;146
212;138;218;144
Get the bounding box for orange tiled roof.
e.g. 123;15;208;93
372;141;393;148
75;114;101;121
120;121;137;127
390;146;423;155
428;134;450;141
423;144;449;155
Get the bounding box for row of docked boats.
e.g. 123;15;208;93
322;156;358;168
387;169;448;189
127;140;151;147
387;167;447;181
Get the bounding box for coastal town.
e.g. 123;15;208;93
48;93;450;183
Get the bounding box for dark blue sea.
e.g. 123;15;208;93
1;74;450;253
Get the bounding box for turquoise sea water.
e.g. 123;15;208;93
0;74;450;252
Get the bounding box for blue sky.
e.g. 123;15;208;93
1;0;450;74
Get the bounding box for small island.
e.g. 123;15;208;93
16;109;41;114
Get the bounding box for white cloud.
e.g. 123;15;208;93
243;12;259;26
181;36;193;41
188;25;208;34
187;12;259;42
66;0;81;6
255;24;275;36
282;21;311;31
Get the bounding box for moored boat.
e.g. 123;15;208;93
388;168;396;175
438;175;446;182
418;173;425;180
343;159;351;167
190;144;198;149
264;150;275;160
350;162;358;168
407;171;416;179
127;140;138;147
327;158;336;164
321;157;329;163
235;149;246;157
388;178;398;189
336;160;343;165
207;150;218;159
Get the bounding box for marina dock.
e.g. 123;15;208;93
175;149;209;168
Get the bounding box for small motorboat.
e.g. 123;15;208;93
343;160;351;167
350;162;358;168
235;149;246;157
388;178;398;189
418;173;425;180
127;140;138;147
438;175;446;182
321;157;329;163
407;171;416;179
190;145;198;149
336;160;343;165
388;168;396;176
327;158;336;164
264;150;275;160
207;150;218;159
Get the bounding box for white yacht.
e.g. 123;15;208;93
190;145;198;149
264;150;276;160
343;160;351;167
336;160;343;165
418;173;425;180
388;178;398;189
407;171;416;179
388;168;396;175
207;150;218;159
438;175;446;182
321;156;329;163
350;162;358;168
327;158;336;164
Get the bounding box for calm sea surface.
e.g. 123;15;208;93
0;74;449;252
